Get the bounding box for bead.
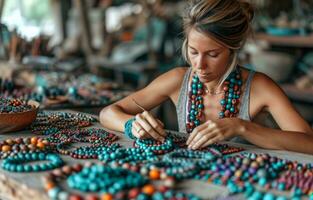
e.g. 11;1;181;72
142;184;155;195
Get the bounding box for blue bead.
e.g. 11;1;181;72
194;120;200;126
198;104;204;109
230;107;235;113
219;112;224;117
220;99;226;105
226;104;231;109
263;193;275;200
197;83;203;88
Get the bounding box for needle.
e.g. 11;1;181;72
132;98;146;112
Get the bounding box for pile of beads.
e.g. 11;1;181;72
44;163;202;200
0;137;53;159
30;111;97;135
134;137;174;155
0;98;35;113
195;153;288;195
263;159;313;198
1;152;64;172
143;160;199;180
98;147;158;164
67;164;148;193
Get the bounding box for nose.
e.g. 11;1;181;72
195;55;206;70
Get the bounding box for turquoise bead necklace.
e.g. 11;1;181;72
134;137;174;155
67;164;148;194
186;67;242;133
98;147;158;165
1;152;64;172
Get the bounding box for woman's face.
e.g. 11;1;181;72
187;28;231;83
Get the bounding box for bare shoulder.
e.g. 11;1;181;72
147;66;189;97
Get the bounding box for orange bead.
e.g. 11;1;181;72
44;181;55;191
101;193;113;200
31;137;38;145
36;142;45;149
2;145;11;152
149;169;160;180
142;184;155;195
5;139;14;145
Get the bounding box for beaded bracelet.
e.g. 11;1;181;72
98;147;158;164
124;118;136;139
134;137;174;155
1;152;64;172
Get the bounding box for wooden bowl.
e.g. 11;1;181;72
0;100;40;134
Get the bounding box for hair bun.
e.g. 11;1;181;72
240;1;254;22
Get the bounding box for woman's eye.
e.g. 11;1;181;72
208;53;218;57
190;51;198;55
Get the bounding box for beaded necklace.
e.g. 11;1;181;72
1;152;64;172
186;68;242;133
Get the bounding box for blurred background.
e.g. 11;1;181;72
0;0;313;130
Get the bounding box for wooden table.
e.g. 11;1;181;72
1;111;313;200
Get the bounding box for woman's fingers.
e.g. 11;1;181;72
142;111;166;137
135;113;164;141
187;120;215;145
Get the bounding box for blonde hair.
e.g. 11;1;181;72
182;0;254;84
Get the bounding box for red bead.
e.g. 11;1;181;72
69;195;83;200
86;195;98;200
128;188;140;198
197;89;203;95
232;99;237;105
223;86;229;91
224;110;230;117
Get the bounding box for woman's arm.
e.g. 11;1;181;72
99;67;186;134
239;72;313;153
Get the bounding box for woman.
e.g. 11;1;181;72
100;0;313;154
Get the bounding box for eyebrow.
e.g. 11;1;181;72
188;45;222;53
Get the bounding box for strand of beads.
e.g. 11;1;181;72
134;137;174;155
186;68;242;133
0;98;35;113
98;147;158;165
1;152;64;172
162;149;219;171
30;111;97;135
142;160;199;181
0;137;53;159
205;143;244;155
67;164;148;194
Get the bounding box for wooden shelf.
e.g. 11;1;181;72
255;33;313;48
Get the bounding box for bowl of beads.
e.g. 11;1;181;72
0;98;40;134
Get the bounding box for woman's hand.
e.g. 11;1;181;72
131;111;166;141
186;118;244;150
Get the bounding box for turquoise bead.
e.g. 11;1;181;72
263;193;275;200
220;99;226;105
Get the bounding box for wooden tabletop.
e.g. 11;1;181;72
1;111;313;200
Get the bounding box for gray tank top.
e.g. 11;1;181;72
176;67;255;143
